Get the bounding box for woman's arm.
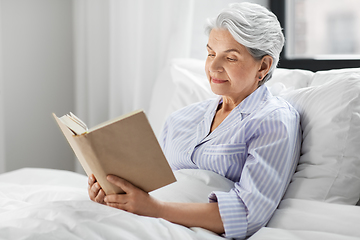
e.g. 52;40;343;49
103;175;225;234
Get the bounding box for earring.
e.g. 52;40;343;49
258;76;262;79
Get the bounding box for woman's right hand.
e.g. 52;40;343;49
88;174;106;204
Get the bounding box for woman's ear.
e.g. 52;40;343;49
257;55;273;80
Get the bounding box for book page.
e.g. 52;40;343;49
59;115;87;135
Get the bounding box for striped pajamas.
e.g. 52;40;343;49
160;85;301;239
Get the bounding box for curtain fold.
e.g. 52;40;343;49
0;28;5;174
74;0;194;124
0;7;5;173
108;0;194;118
73;0;110;128
73;0;194;172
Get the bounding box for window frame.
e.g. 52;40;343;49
270;0;360;71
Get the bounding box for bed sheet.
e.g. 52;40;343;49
0;168;227;240
2;168;360;240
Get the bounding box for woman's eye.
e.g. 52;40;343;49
208;53;215;57
227;57;237;61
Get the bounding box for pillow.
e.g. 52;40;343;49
150;169;234;203
147;62;176;137
310;68;360;87
165;58;216;117
267;68;314;94
281;69;360;205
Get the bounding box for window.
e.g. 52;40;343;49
286;0;360;59
270;0;360;71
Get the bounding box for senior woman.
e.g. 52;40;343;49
88;2;301;239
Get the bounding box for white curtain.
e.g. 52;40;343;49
0;8;5;174
72;0;267;173
73;0;193;123
73;0;195;172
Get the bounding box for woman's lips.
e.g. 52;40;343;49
211;78;228;84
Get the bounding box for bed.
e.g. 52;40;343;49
1;58;360;240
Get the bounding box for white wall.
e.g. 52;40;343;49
0;0;75;172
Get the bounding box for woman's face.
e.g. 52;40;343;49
205;29;263;105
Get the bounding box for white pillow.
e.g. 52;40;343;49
281;69;360;205
165;58;216;117
150;169;234;203
310;68;360;87
267;68;314;94
148;62;176;138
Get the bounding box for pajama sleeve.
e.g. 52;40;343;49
209;109;301;239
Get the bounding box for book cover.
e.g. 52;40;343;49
53;110;176;195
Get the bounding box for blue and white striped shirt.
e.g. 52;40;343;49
160;85;301;239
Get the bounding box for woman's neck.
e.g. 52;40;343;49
210;97;237;132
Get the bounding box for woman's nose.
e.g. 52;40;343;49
209;58;224;73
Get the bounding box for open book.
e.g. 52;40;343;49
53;110;176;195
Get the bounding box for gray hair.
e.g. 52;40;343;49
205;2;285;85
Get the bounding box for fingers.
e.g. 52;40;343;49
88;175;145;213
95;189;106;203
88;174;106;204
104;184;161;217
88;174;96;186
89;182;102;202
103;191;129;212
105;176;137;211
104;193;126;204
106;175;134;193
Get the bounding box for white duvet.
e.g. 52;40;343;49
0;168;229;240
1;168;360;240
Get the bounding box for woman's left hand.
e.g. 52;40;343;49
104;175;163;218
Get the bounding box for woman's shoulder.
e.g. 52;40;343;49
255;87;300;121
272;95;299;116
263;96;301;126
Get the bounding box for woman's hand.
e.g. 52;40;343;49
103;175;224;234
91;175;224;234
104;175;163;218
88;174;106;204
